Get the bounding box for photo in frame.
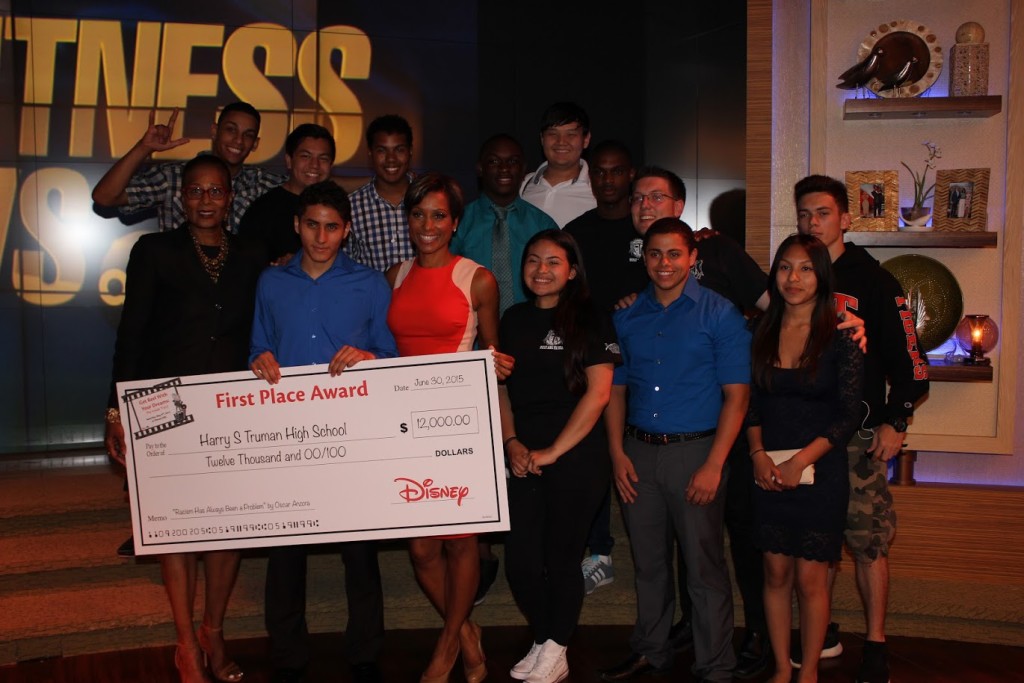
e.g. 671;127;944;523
845;171;898;231
933;168;990;232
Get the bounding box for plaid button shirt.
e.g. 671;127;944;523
120;162;285;233
344;177;415;271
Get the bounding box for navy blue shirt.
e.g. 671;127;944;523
250;251;398;366
613;276;751;433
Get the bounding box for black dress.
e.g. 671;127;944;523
747;329;864;562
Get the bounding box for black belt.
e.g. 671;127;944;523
626;425;716;445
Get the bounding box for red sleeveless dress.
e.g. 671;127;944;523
387;255;482;540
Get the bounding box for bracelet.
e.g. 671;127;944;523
105;407;121;424
503;436;519;449
749;448;766;458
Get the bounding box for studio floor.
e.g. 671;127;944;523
2;625;1023;682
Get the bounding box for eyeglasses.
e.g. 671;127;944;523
184;186;228;200
629;191;677;206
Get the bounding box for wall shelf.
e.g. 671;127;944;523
843;95;1003;120
926;358;993;383
848;231;997;248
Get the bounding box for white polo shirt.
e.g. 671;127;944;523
520;159;597;228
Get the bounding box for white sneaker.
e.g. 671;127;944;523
582;554;614;594
511;642;544;680
526;640;568;683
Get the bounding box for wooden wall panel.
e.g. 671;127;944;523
888;485;1024;585
745;0;772;271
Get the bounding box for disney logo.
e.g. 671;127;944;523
394;477;470;507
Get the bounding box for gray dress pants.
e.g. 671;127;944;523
622;435;736;682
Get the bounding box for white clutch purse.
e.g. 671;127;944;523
766;449;815;485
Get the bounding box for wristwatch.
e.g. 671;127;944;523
886;416;908;433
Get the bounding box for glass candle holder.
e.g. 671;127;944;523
954;314;999;366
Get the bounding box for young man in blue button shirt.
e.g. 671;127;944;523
601;218;750;683
249;181;398;683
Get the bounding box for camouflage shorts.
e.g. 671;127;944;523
844;431;896;562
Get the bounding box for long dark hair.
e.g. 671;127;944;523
751;233;836;388
521;229;593;394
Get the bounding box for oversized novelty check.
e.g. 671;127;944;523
117;350;509;555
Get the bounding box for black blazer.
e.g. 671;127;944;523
108;226;267;407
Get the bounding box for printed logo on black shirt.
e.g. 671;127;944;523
835;292;860;313
628;238;643;263
540;330;564;350
691;259;705;280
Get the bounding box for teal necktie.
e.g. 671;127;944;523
491;204;513;314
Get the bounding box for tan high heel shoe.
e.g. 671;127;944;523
420;640;460;683
197;624;244;682
420;662;456;683
462;621;487;683
175;645;212;683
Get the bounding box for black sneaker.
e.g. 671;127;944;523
668;618;693;653
733;629;770;679
351;662;382;683
856;641;890;683
474;556;500;605
271;668;307;683
116;536;135;558
790;621;843;668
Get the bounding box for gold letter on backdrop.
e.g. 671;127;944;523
298;26;371;164
12;169;90;306
223;23;294;163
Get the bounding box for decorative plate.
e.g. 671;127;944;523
859;20;943;98
881;254;963;352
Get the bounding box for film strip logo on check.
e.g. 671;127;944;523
122;378;194;439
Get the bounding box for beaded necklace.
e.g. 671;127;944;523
189;228;230;283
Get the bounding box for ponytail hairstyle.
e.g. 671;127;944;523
521;229;593;394
751;233;836;388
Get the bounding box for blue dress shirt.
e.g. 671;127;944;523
250;251;398;367
450;196;557;306
613;276;751;433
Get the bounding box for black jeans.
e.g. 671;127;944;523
505;465;606;644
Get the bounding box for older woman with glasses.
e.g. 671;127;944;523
105;155;266;683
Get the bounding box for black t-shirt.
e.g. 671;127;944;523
500;303;620;470
564;209;649;312
691;234;767;312
237;185;301;261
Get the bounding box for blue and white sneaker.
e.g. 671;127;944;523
582;554;614;595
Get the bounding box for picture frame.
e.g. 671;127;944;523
845;171;898;231
933;168;990;232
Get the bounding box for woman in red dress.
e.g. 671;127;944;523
386;172;512;683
